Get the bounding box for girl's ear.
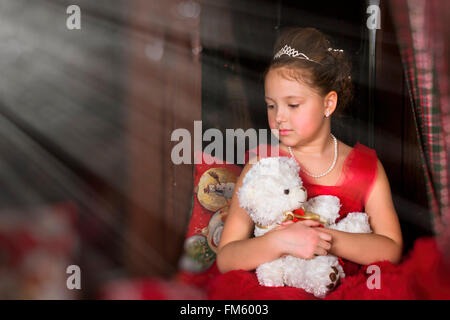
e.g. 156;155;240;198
324;91;338;117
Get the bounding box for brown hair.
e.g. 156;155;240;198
264;27;353;113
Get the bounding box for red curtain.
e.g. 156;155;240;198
389;0;449;252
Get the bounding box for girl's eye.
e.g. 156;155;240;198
267;105;275;109
288;104;299;108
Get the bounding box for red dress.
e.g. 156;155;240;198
98;143;449;299
207;142;379;299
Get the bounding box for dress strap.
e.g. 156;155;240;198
342;143;379;208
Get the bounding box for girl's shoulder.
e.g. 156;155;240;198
338;140;353;161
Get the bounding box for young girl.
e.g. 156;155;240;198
212;27;403;299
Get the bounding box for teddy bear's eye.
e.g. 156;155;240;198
284;189;290;195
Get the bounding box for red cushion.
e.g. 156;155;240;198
176;151;242;289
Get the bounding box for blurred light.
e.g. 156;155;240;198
177;0;201;19
145;38;165;62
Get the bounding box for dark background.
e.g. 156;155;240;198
0;0;434;298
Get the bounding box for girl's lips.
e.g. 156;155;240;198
279;129;293;136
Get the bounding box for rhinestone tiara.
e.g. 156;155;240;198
273;45;321;64
273;45;345;64
328;47;344;53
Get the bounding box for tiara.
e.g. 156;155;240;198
328;47;344;53
273;45;322;64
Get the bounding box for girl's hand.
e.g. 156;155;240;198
270;220;333;259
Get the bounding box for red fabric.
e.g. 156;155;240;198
325;237;450;300
207;269;318;300
207;237;450;300
98;237;450;300
176;263;222;290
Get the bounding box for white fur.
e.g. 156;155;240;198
330;212;372;233
238;156;372;298
303;195;341;225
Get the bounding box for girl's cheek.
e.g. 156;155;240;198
267;113;277;129
291;115;315;135
268;119;276;129
291;116;307;129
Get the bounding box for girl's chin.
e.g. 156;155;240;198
278;134;297;141
279;135;302;146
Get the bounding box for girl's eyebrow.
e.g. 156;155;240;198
265;95;304;101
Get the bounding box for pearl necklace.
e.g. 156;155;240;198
288;134;338;178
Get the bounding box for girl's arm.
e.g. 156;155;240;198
320;160;403;265
217;158;333;274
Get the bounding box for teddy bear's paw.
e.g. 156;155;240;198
257;272;285;287
326;266;341;291
256;260;285;287
258;278;285;287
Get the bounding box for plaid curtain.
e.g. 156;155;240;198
389;0;449;236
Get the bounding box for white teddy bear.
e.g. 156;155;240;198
237;156;372;298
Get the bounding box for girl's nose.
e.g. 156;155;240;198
276;106;288;123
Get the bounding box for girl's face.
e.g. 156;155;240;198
265;67;329;146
